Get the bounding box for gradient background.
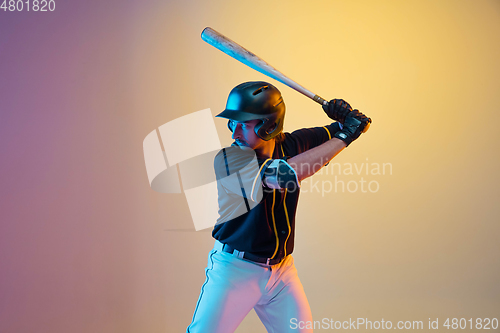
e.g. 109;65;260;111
1;0;499;332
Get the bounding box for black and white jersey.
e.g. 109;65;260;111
212;122;341;259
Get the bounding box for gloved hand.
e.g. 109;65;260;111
333;109;372;146
323;99;353;123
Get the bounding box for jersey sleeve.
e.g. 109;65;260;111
260;159;300;191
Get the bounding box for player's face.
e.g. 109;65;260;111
229;119;267;150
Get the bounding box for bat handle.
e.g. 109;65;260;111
313;95;328;106
315;95;371;133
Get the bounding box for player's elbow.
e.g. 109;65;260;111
263;159;301;191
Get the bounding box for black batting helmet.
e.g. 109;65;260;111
216;81;285;141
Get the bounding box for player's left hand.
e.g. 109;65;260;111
334;109;372;146
323;99;352;123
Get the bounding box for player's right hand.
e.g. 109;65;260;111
323;99;353;123
333;110;372;146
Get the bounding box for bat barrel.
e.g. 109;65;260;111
202;27;327;106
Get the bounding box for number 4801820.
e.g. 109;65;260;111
1;0;56;11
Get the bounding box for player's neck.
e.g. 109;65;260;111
254;139;275;160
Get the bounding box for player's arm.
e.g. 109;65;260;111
288;103;372;182
287;138;346;182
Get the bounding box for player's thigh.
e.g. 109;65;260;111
254;257;313;332
187;250;269;333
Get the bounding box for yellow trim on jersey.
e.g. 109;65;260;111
280;143;285;157
270;191;279;259
282;189;291;257
322;126;332;140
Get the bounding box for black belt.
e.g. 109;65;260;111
220;243;284;265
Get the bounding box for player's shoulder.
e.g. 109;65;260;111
214;146;258;178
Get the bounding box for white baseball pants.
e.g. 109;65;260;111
186;240;313;333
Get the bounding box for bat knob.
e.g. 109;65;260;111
313;95;327;106
362;119;372;133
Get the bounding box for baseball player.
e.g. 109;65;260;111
186;81;371;333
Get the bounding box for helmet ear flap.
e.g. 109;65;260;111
255;119;278;141
254;120;264;139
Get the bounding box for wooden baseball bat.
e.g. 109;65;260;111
201;27;328;106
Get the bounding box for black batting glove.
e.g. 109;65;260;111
323;99;353;123
334;109;372;146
